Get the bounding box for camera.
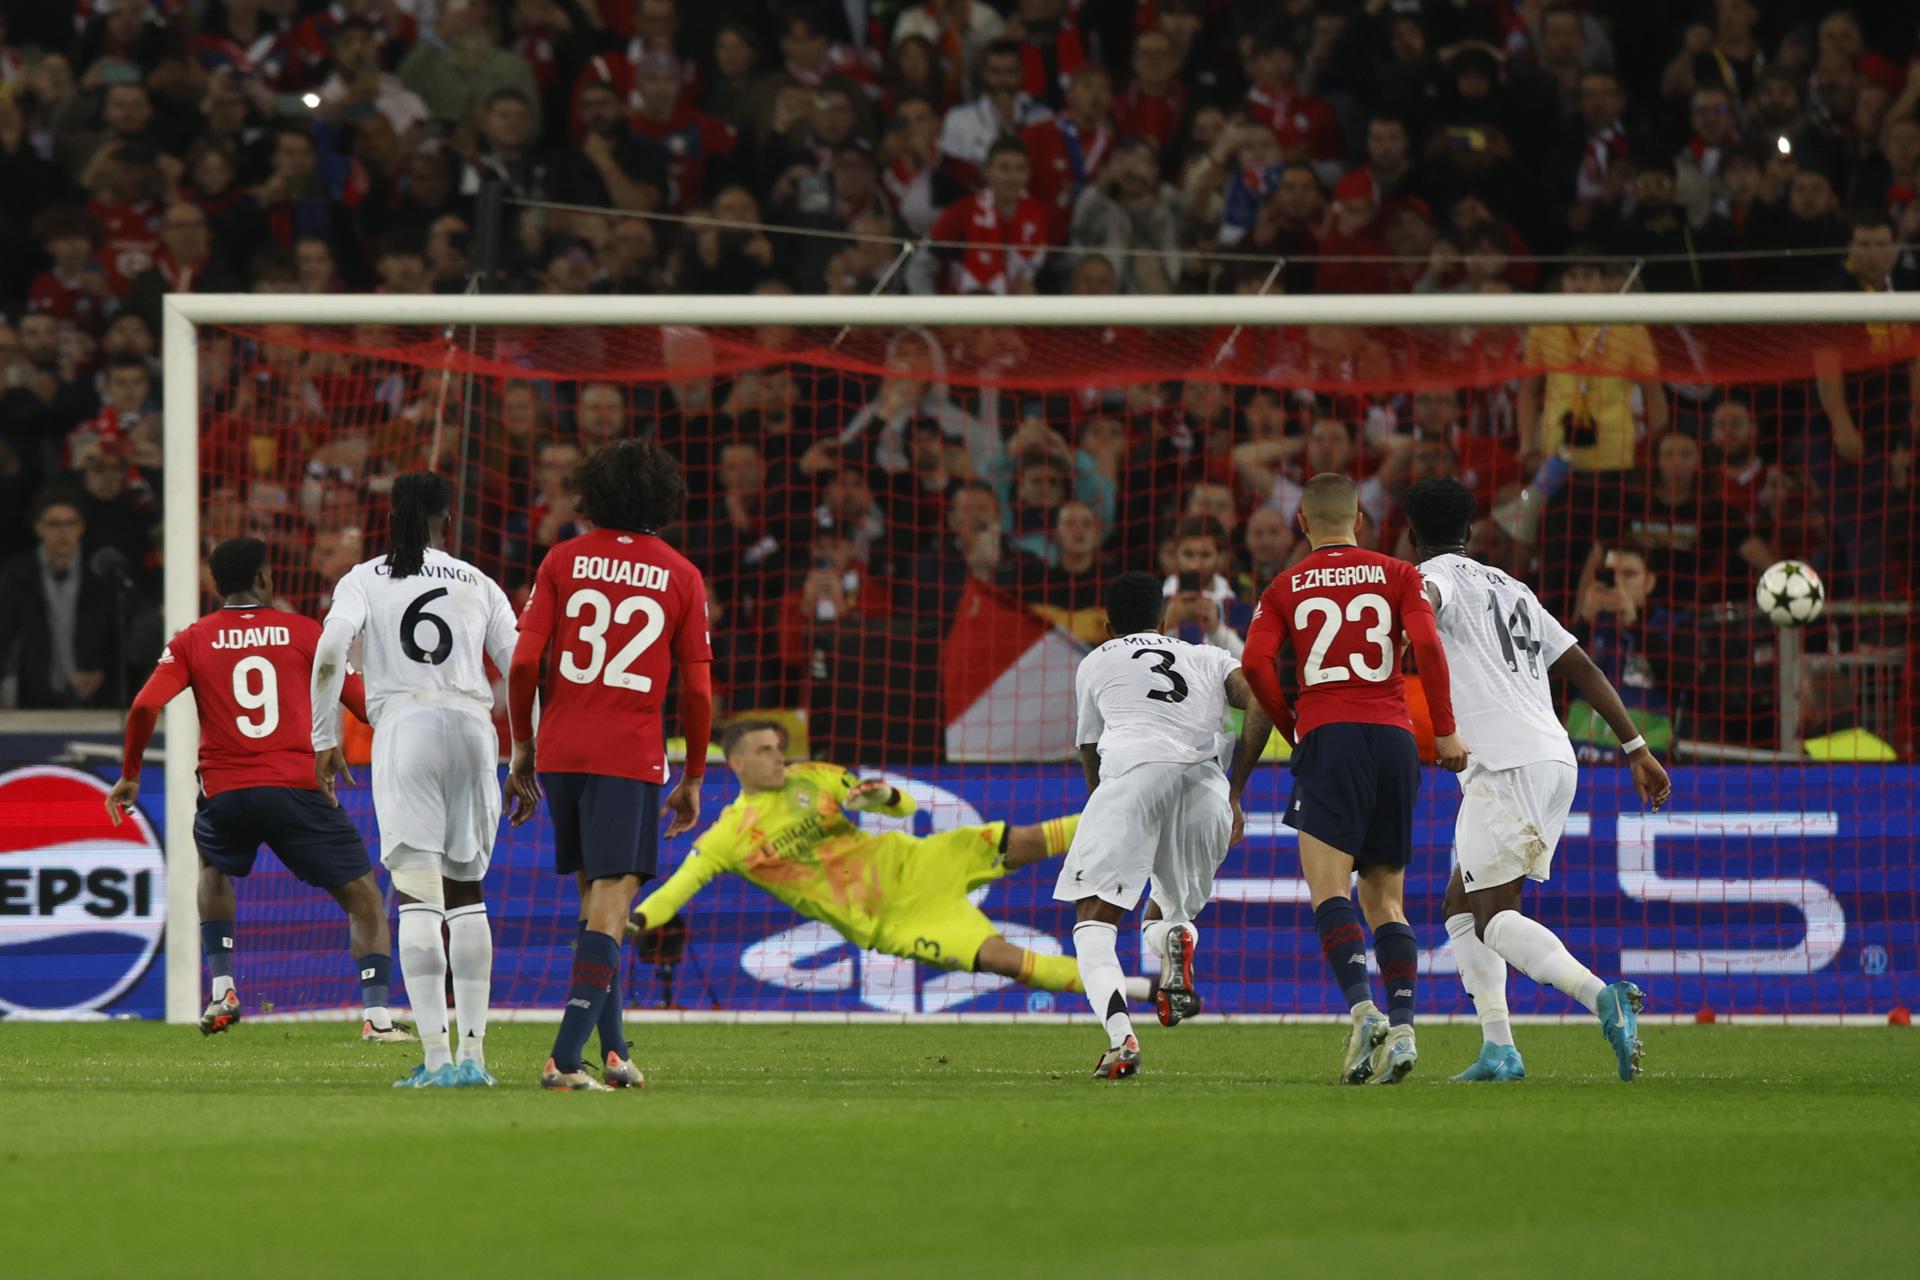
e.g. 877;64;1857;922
1177;571;1206;594
1559;407;1600;449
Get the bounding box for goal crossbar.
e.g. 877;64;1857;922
164;290;1920;330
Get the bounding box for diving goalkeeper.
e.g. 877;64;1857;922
630;721;1150;1000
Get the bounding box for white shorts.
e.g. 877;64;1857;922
370;704;501;879
1053;760;1231;921
1454;759;1578;889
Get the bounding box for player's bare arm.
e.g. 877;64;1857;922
309;596;374;810
1549;644;1672;810
504;624;547;826
1222;668;1266;845
1077;743;1101;793
662;660;713;837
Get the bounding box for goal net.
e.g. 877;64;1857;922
160;293;1920;1023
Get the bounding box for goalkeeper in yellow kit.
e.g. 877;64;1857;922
630;721;1151;999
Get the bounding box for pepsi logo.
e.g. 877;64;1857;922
0;766;164;1014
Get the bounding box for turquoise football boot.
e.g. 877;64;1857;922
1597;981;1645;1082
393;1062;461;1089
1451;1041;1526;1082
453;1060;497;1088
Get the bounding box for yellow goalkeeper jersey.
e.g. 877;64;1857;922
634;762;918;949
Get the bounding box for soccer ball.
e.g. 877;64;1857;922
1756;560;1824;626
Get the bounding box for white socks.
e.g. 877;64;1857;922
1484;910;1605;1013
446;903;492;1065
211;975;235;1001
1072;920;1134;1048
1447;912;1513;1047
398;903;453;1070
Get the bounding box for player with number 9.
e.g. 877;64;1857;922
1238;474;1464;1085
107;537;402;1042
507;440;714;1091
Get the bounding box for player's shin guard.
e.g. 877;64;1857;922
1040;814;1079;857
1374;921;1419;1028
447;904;492;1065
1484;911;1605;1013
1447;913;1514;1046
1014;949;1083;993
357;951;395;1027
552;930;619;1073
1312;897;1374;1011
399;903;453;1070
1070;921;1133;1048
200;919;235;1001
579;920;629;1061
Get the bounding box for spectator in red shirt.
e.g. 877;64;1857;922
1315;169;1392;294
1021;63;1114;242
82;143;165;297
1708;396;1766;521
918;137;1049;295
124;201;241;339
26;207;113;334
66;356;152;469
1009;0;1090;110
1113;26;1186;156
630;50;738;213
1243;28;1342;184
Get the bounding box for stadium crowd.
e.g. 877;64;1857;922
0;0;1915;756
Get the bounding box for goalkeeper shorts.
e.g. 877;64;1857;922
870;823;1008;972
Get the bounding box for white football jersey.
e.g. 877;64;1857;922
321;547;518;724
1419;553;1579;771
1075;633;1240;781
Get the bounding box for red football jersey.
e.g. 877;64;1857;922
519;528;711;782
1242;543;1455;741
85;198;162;296
927;190;1050;294
146;606;327;796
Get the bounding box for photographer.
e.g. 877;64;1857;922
984;414;1117;564
1159;514;1243;657
1566;545;1677;760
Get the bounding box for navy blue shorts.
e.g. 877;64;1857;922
1283;723;1422;871
194;787;372;891
542;773;661;883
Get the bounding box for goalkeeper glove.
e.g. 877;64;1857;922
843;780;899;813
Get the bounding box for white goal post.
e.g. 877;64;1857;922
158;290;1920;1024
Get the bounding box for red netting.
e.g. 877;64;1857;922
195;317;1919;1019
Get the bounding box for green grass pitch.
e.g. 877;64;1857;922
2;1021;1913;1279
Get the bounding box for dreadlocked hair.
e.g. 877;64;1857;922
385;470;451;579
576;439;686;534
1400;475;1478;552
